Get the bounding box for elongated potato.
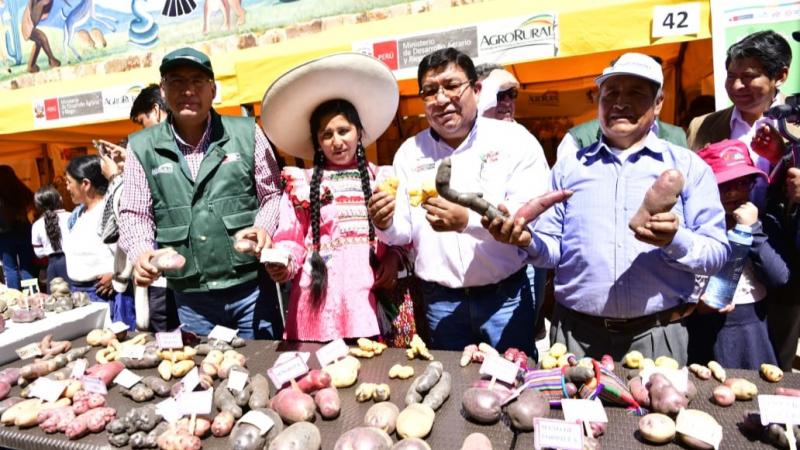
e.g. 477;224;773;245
724;378;758;400
629;169;684;230
315;387;341;420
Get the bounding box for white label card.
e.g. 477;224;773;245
260;248;290;266
239;410;275;436
156;398;182;424
21;278;39;296
759;395;800;426
108;321;129;334
180;367;201;394
479;354;520;384
267;355;309;389
71;359;88;379
114;369;143;389
81;376;108;395
156;329;184;349
121;345;146;360
15;342;43;360
675;409;723;450
228;369;249;393
640;367;689;394
29;377;66;403
208;325;238;343
274;351;310;366
178;388;213;415
652;2;701;38
316;339;349;368
561;398;609;424
534;418;584;450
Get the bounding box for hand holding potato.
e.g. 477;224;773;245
633;212;679;247
368;190;395;230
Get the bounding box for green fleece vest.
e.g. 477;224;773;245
568;119;688;150
129;111;259;293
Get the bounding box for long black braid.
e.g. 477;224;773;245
355;142;379;270
34;185;64;253
308;150;327;309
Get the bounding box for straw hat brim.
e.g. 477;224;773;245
260;53;399;160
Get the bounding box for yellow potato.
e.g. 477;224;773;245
158;360;173;381
760;364;784;383
624;350;644;369
548;343;567;359
378;177;399;196
655;356;679;370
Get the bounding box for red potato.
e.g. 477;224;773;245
65;407;116;439
72;390;107;414
314;386;341;419
647;373;687;415
37;406;75;433
776;387;800;397
0;368;20;386
157;427;202;450
461;387;502;424
296;369;331;393
600;355;614;371
0;380;9;401
176;417;212;437
712;385;735;406
627;376;651;408
270;387;316;424
212;411;235;437
85;361;124;386
629;169;685;231
150;248;186;271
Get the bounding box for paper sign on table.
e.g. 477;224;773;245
120;344;146;360
479;354;520;384
239;411;275;436
267;354;309;388
533;418;584;450
178;388;213;416
675;409;723;450
29;377;66;403
274;351;310;366
260;248;290;266
228;369;249;393
15;342;43;360
20;278;39;296
208;325;238;343
652;2;700;38
81;376;108;395
316;339;349;368
108;321;129;334
157;398;182;424
639;366;688;394
759;395;800;426
114;369;143;389
180;367;201;394
156;329;184;349
71;359;88;379
561;398;609;424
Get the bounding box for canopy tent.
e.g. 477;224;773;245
0;0;715;183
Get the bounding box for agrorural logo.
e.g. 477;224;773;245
480;14;557;52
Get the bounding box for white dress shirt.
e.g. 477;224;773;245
377;116;550;288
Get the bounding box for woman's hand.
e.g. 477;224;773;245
373;249;401;291
95;273;114;297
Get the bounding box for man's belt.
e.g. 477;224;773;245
567;303;695;334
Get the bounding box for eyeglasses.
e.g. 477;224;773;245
419;80;472;103
163;76;212;91
497;88;518;102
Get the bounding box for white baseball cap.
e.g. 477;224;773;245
594;52;663;88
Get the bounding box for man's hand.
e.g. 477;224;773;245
481;204;532;247
99;153;120;181
234;227;271;256
423;196;469;232
95;273;114;297
266;260;292;283
373;250;401;291
633;212;679;247
133;249;161;287
733;202;758;226
787;167;800;203
368;191;395;230
751;124;785;165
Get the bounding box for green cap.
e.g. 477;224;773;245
160;47;214;78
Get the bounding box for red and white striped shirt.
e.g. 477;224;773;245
118;117;281;264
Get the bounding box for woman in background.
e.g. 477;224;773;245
31;185;71;288
0;165;37;290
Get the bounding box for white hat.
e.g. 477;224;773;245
594;52;663;88
261;53;399;160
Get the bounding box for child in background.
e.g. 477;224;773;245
31;185;71;288
687;139;790;369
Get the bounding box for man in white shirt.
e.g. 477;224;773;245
368;48;550;356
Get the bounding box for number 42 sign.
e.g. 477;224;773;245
652;2;701;38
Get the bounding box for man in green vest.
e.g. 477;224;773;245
118;47;283;339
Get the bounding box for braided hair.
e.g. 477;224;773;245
307;99;378;309
34;185;64;253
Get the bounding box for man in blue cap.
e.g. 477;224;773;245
118;47;283;339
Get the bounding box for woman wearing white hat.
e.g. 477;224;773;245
261;53;402;341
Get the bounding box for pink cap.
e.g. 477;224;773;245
698;139;767;185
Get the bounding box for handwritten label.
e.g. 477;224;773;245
20;278;39;296
180;367;201;394
534;418;584;450
676;409;723;450
316;339;349;368
81;376;108;395
267;355;309;388
71;359;88;379
114;369;143;389
15;342;43;360
274;351;310;366
239;410;275;435
108;321;129;335
156;329;184;349
120;345;146;360
29;377;66;403
652;2;701;38
260;248;289;266
561;398;609;424
157;398;182;424
640;367;688;394
178;388;213;415
228;369;249;393
759;395;800;426
479;354;520;384
208;325;238;343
